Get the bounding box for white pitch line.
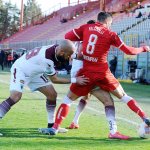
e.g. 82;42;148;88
0;79;139;126
0;79;10;84
84;105;139;126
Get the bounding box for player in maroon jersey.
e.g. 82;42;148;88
0;40;89;135
48;12;150;139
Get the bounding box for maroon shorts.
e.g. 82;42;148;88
70;69;119;96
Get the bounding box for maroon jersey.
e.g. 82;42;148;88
65;22;146;73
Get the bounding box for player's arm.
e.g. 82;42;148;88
71;42;83;60
65;25;84;41
111;32;150;55
119;44;149;55
49;74;89;85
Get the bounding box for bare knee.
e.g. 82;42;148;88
82;94;90;101
10;91;22;103
67;91;79;101
102;97;114;106
46;91;57;100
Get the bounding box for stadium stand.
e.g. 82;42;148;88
1;0;149;44
0;0;150;81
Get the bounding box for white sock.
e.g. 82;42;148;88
63;96;73;106
47;106;55;124
108;120;117;134
46;100;56;124
105;106;117;134
73;99;87;125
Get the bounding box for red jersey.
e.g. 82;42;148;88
65;22;146;73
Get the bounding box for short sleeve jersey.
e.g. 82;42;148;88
14;45;58;77
72;22;124;72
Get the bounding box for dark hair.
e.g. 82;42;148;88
87;20;96;24
97;12;112;22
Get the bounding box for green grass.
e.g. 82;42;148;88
0;71;150;150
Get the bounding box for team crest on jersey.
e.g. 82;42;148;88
20;80;24;84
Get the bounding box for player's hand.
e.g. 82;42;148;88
76;75;89;85
143;46;150;52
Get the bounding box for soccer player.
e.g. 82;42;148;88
68;41;88;129
68;20;95;129
0;39;89;134
59;41;129;139
40;40;126;139
68;20;118;130
48;12;150;139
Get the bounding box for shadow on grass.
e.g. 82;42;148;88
0;128;149;143
0;128;49;139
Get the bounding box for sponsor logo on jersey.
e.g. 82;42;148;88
83;54;98;62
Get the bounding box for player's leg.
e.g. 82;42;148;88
91;89;130;140
111;83;150;126
91;89;117;134
49;69;94;135
38;84;57;128
49;82;91;135
0;91;22;119
69;58;84;129
101;71;150;126
50;91;79;133
28;73;57;128
0;67;24;119
68;94;90;129
45;91;79;135
38;84;68;134
51;76;93;132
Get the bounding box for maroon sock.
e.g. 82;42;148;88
0;97;16;118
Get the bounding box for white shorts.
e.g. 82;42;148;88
10;66;51;92
71;59;83;78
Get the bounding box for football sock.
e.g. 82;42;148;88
0;97;16;118
46;99;56;125
105;106;117;134
72;99;87;125
53;96;73;129
127;99;146;119
121;95;147;119
53;104;70;129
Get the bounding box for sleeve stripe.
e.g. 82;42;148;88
118;43;124;49
47;72;56;76
73;29;80;39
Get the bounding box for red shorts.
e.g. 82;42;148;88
70;69;119;96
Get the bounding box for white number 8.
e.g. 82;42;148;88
86;34;98;54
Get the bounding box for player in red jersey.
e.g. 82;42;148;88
48;12;150;139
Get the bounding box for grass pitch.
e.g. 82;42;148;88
0;71;150;150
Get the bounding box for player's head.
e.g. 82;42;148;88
97;12;112;29
56;39;75;61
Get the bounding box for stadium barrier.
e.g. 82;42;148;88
0;34;150;81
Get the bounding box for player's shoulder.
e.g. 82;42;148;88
108;30;118;37
43;44;55;49
79;23;90;29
